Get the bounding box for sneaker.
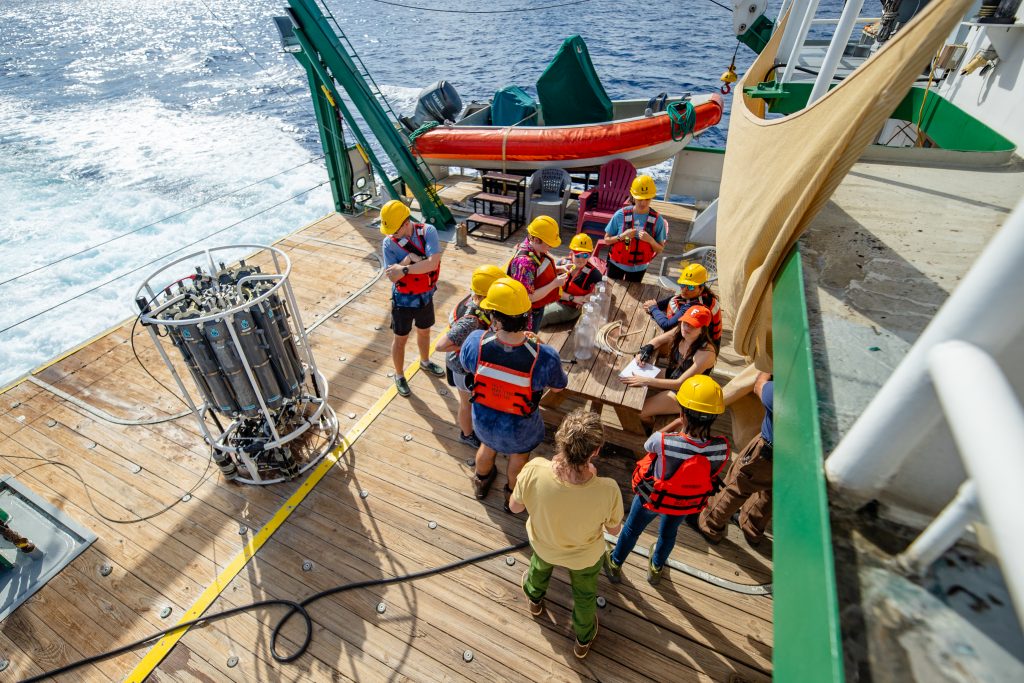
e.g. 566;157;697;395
521;570;544;616
502;484;515;513
394;375;411;397
459;431;482;448
602;546;622;584
472;467;497;499
420;360;445;377
573;615;599;659
647;543;664;586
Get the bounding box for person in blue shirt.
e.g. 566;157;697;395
379;200;446;397
460;278;568;512
698;372;773;546
603;175;668;282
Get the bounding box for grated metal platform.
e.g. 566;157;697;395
0;476;97;622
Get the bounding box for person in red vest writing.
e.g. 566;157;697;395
539;232;604;328
603;175;668;282
604;375;730;586
380;200;446;397
460;278;568;512
507;215;568;332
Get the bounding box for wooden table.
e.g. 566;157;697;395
538;280;665;433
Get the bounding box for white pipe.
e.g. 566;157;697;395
781;0;823;84
928;341;1024;621
897;480;979;576
825;198;1024;495
776;0;810;68
807;0;867;104
810;17;879;25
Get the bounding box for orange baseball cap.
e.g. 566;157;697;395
681;305;711;328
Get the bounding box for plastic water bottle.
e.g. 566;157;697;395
589;289;605;328
574;304;597;361
595;282;611;321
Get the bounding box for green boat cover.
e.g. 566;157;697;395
536;35;614;126
491;85;538;127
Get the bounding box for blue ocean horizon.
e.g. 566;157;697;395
0;0;855;384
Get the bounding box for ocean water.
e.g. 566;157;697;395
0;0;852;385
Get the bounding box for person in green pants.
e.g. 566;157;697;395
509;409;623;659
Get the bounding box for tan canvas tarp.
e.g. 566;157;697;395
716;0;973;369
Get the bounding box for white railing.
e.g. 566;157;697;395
826;198;1024;622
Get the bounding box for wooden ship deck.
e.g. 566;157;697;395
0;179;772;682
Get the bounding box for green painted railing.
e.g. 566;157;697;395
765;83;1014;154
772;246;845;682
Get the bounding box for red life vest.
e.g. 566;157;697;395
562;263;599;308
608;208;660;268
470;333;541;416
391;223;440;295
631;432;730;515
449;293;491;328
509;245;560;308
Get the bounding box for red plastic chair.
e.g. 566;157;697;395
575;158;637;240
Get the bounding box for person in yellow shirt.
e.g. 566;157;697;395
509;409;623;660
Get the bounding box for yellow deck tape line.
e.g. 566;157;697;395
125;333;445;682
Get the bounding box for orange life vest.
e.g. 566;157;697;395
631;432;730;515
562;263;600;308
470;333;541;415
509;246;560;308
608;208;660;268
391;223;440;295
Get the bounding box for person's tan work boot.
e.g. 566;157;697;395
521;570;544;616
573;615;599;659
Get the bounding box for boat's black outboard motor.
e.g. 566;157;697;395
400;81;462;132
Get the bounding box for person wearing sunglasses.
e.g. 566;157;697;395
540;233;604;327
621;305;718;427
643;262;722;346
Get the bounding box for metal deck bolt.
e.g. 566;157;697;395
439;388;449;396
0;659;8;672
99;564;113;577
403;434;413;442
359;490;369;499
238;524;248;535
130;464;142;474
505;556;516;567
462;650;474;663
427;521;437;530
10;401;20;409
302;560;314;572
376;601;386;614
374;325;382;331
87;441;96;449
159;606;172;618
596;596;607;608
226;656;239;668
347;412;356;419
181;494;192;502
387;371;394;378
46;419;57;428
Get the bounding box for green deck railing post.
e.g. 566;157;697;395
287;0;456;231
773;245;845;683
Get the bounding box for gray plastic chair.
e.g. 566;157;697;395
525;168;571;227
658;246;718;291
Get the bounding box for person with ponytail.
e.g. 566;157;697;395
604;375;730;586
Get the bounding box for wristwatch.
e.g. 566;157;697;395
402;266;409;275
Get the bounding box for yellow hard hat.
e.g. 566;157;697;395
630;174;657;200
675;375;725;415
470;264;506;296
527;215;561;247
569;233;594;253
380;200;411;235
677;263;708;287
479;277;532;316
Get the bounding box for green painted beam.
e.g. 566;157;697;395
772;245;845;683
763;83;1014;153
295;52;349;213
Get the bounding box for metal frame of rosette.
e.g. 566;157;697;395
135;245;338;485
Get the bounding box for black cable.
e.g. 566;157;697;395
21;539;529;682
363;0;596;13
0;156;324;290
0;181;328;338
703;0;733;12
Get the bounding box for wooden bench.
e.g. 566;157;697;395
465;212;513;241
